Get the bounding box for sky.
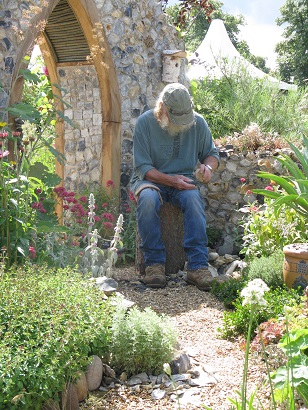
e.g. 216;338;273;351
168;0;286;69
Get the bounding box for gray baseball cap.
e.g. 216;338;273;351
162;83;194;125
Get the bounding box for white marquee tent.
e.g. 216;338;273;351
187;19;297;91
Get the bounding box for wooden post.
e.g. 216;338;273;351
136;203;186;275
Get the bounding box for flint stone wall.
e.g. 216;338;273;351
201;146;290;255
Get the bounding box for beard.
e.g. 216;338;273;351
159;113;194;136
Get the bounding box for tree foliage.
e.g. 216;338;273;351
275;0;308;86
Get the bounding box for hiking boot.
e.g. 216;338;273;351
187;268;225;291
142;264;166;288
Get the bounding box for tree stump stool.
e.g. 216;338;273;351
136;203;186;275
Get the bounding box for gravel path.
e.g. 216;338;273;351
81;266;271;410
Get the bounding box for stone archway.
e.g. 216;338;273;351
10;0;121;195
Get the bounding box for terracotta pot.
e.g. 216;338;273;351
283;243;308;290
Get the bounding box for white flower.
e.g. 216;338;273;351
241;279;269;307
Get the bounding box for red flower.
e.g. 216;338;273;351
102;212;114;222
265;185;274;191
78;196;87;203
106;180;115;188
102;203;109;208
128;191;136;202
103;222;113;229
0;131;9;139
29;246;36;259
240;178;246;183
246;190;252;195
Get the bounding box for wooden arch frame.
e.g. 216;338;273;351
10;0;121;193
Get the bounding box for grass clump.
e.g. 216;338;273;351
0;265;112;410
109;302;178;376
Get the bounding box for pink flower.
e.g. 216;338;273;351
43;66;49;76
125;208;131;213
29;246;36;259
65;197;78;204
106;179;115;188
54;186;68;197
35;188;42;194
128;191;136;202
94;215;101;222
78;196;87;203
39;207;47;213
102;203;109;208
102;212;114;221
103;221;113;229
0;132;8;139
265;185;274;191
0;150;9;158
246;190;252;195
240;178;246;183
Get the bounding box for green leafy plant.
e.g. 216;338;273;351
206;225;223;248
211;275;248;309
120;195;137;264
253;134;308;219
239;198;308;260
271;329;308;407
109;303;178;376
0;127;61;267
246;251;285;289
218;287;302;340
0;264;112;409
0;65;75;268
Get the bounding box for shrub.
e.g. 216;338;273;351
0;265;112;409
211;275;249;309
247;251;285;289
190;71;307;140
239;198;308;260
218;287;302;340
109;303;178;376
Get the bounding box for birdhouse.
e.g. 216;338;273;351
162;50;187;83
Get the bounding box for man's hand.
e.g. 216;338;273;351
196;164;213;184
172;175;198;190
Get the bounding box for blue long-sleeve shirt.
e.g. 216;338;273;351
130;109;219;195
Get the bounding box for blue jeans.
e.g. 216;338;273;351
137;185;208;270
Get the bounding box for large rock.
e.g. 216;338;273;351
61;382;79;410
85;355;103;391
75;372;88;402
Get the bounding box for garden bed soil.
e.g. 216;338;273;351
81;265;273;410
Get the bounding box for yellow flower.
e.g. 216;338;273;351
0;122;7;127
